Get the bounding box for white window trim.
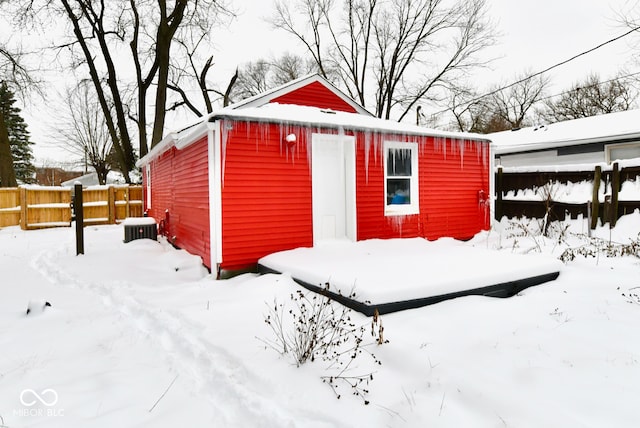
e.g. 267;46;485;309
384;141;419;216
605;141;640;163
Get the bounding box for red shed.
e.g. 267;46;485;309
137;75;492;277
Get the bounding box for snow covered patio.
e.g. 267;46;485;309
258;238;562;315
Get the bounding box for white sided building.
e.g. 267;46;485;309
490;109;640;167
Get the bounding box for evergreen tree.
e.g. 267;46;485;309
0;83;36;184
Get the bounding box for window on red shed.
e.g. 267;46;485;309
384;141;419;216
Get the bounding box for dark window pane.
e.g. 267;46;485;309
387;178;411;205
387;148;412;176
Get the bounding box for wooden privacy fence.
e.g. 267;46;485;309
495;162;640;229
0;185;143;230
0;188;21;228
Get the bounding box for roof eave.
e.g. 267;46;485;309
208;110;491;143
494;131;640;155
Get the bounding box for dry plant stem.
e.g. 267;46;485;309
262;286;382;403
148;375;179;413
559;234;640;263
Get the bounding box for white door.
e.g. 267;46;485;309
311;133;356;244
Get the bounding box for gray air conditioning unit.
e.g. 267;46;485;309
123;217;158;243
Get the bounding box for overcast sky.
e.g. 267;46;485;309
482;0;632;88
28;0;636;165
215;0;632;91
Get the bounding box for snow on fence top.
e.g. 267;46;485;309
497;158;640;174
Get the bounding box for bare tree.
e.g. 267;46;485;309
616;1;640;44
155;4;244;116
229;53;321;102
542;73;636;123
272;0;496;120
14;0;233;182
233;60;272;100
56;83;113;185
270;52;321;87
447;85;492;132
487;72;550;130
166;33;240;115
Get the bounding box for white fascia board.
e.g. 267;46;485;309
174;122;210;150
136;132;178;167
214;104;491;143
225;74;315;110
136;122;211;168
492;132;640;155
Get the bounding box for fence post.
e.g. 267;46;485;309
125;186;130;219
108;186;116;224
74;183;84;255
587;201;592;238
495;166;503;221
590;165;601;230
611;162;620;228
19;186;27;230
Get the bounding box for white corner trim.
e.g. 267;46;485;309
209;120;223;267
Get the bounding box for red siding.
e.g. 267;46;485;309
220;121;314;271
145;137;211;269
219;122;489;271
143;119;489;272
270;81;358;113
356;134;490;241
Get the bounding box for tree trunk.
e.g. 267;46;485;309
60;0;132;183
129;0;155;160
151;38;171;148
0;109;17;187
150;0;187;149
95;163;109;185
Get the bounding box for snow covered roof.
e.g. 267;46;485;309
490;109;640;155
60;171;124;187
226;73;373;116
138;103;490;167
212;102;489;140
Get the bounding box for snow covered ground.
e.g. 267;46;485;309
1;214;640;427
